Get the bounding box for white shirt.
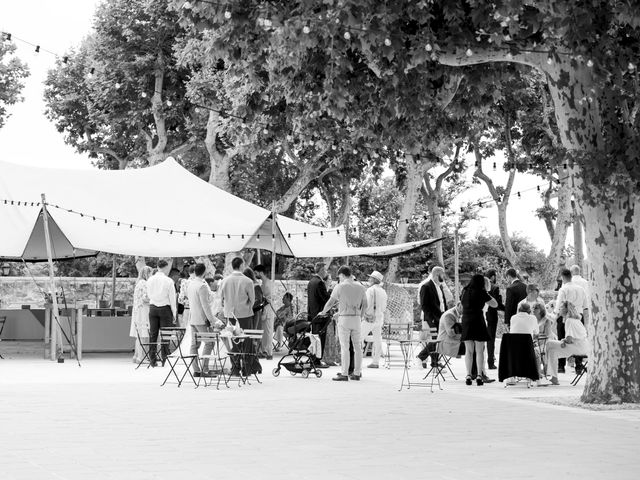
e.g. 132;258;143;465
510;312;539;338
365;284;388;323
555;282;588;315
572;275;590;307
565;316;588;341
146;271;177;317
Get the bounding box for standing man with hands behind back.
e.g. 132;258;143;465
320;266;367;382
147;259;177;367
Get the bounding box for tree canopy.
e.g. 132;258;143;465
0;39;29;130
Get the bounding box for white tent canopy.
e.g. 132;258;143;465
0;158;442;261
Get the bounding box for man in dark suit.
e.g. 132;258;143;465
307;262;331;365
485;269;504;369
504;268;527;327
417;266;447;367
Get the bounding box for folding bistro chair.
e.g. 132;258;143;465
241;329;264;385
0;316;6;359
421;327;457;392
159;328;198;387
193;331;228;389
383;322;413;369
134;327;162;370
570;355;588;386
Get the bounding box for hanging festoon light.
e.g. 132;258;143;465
303;25;310;34
493;161;497;171
344;31;351;40
115;82;121;89
35;45;40;53
384;38;391;46
224;10;232;19
517;191;521;199
141;92;147;98
166;100;173;106
425;43;433;52
465;48;473;57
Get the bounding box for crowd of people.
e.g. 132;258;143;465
417;264;591;386
129;257;590;387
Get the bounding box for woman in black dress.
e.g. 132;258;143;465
461;274;498;385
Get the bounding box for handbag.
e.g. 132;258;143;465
364;289;377;323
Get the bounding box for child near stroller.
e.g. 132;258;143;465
272;315;323;379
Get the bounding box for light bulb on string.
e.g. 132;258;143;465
166;100;173;107
537;185;541;192
465;48;473;57
35;45;40;53
517;192;521;199
493;162;497;171
587;59;594;67
344;31;351;40
425;43;432;52
115;82;121;89
141;92;147;98
303;25;310;34
224;10;232;19
384;38;391;46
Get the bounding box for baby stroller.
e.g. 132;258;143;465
272;316;322;379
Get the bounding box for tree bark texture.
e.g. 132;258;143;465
386;155;425;282
540;175;572;288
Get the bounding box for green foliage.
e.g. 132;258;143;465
44;0;194;168
0;40;29;129
457;231;547;279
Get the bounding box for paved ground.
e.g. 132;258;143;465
1;342;639;480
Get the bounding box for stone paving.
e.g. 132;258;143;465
1;342;639;480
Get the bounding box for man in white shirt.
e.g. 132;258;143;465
554;268;588;373
361;271;388;369
570;265;589;304
510;303;539;338
146;259;177;367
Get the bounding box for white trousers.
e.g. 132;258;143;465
338;316;362;376
361;320;383;365
546;340;588;377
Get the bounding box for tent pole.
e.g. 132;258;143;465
270;202;277;290
454;229;460;302
110;256;116;308
41;193;61;361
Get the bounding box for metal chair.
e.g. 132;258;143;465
382;322;413;368
134;327;162;370
159;328;198;387
193;331;228;389
570;355;588;386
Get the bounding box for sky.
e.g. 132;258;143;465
0;1;570;253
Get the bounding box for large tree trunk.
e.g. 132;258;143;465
323;176;352;270
540;176;572;288
572;198;584;269
387;155;424;282
496;202;518;268
580;195;640;403
423;190;444;266
205;111;233;190
547;62;639;403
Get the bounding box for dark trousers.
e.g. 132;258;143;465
557;314;584;371
348;338;354;375
418;314;440;365
487;318;498;367
229;315;260;375
148;305;174;363
312;316;331;359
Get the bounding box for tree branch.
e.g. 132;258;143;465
435;74;463;110
473;145;500;202
435;144;460;191
438;47;546;71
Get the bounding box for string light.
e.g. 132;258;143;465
465;48;473;57
35;45;40;53
303;25;310;34
224;10;231;19
384;38;391;46
425;43;432;52
344;31;351;40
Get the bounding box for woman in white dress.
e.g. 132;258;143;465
130;266;153;363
